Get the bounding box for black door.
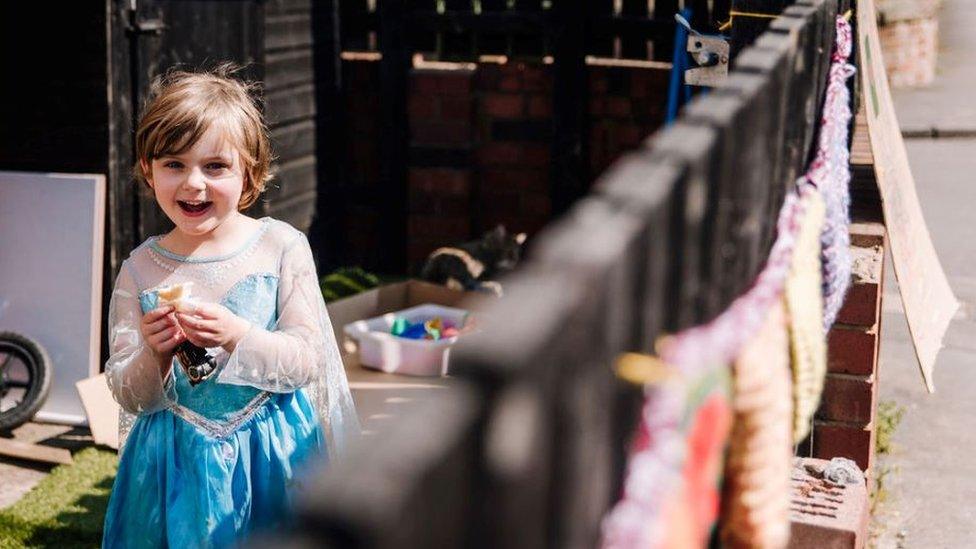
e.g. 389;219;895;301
108;0;264;264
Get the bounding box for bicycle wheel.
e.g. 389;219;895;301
0;331;52;431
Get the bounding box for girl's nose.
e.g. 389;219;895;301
183;167;207;190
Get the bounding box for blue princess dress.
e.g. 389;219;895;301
102;217;359;548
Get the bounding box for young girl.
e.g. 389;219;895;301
102;65;359;548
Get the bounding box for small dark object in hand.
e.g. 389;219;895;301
175;342;217;386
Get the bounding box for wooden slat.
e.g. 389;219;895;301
266;13;313;51
266;83;316;127
0;438;72;466
646;123;719;328
265;50;314;92
271;119;316;162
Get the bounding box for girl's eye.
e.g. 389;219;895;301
206;163;228;171
164;161;183;169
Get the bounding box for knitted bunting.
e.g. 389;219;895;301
785;188;828;442
802;17;857;330
720;300;793;549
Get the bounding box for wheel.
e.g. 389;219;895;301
0;331;52;432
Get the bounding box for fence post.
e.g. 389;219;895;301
377;0;410;273
550;2;589;216
729;0;796;58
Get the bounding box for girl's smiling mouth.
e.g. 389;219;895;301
178;201;213;216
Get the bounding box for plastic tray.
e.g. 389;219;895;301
343;303;471;376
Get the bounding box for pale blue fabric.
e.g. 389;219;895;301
103;272;326;548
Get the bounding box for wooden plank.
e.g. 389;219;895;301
265;83;316;127
594;153;683;351
734;38;795;251
265;49;314;91
645;123;718;328
529;197;647;547
729;0;795;58
263;155;317;204
293;384;482;548
265;13;313;51
856;0;958;392
271;119;316;162
376;0;411;273
308;0;348;273
0;438;73;466
550;2;589;217
768;13;818;174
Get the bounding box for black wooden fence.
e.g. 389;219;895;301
278;1;847;547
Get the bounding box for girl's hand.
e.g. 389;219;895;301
176;302;251;353
141;305;186;360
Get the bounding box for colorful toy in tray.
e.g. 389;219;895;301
390;315;463;341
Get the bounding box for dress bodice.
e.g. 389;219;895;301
138;272;280;422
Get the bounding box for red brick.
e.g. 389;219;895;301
410;121;472;144
408;216;470;238
827;326;878;376
476;64;502;89
478;190;522;217
521;65;549;91
836;281;881;327
813;421;875;473
483;93;525;118
440;97;473;121
477;143;524;166
527;95;552;118
816;375;876;425
433;71;473;96
408;94;439;121
499;73;522;92
616;124;644;148
606;97;632;117
589;69;609;92
411;73;441;95
408;168;470;195
522;193;551;217
482;168;548;192
521;144;550;167
589;97;605;116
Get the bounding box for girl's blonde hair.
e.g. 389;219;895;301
134;63;274;211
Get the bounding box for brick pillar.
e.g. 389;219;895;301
812;222;886;476
475;62;553;237
407;67;476;271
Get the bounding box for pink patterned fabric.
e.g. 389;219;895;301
801;17;857;331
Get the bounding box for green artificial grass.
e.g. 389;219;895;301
0;447;117;549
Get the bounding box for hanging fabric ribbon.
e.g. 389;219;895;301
719;300;793;549
785;187;827;442
801;17;857;331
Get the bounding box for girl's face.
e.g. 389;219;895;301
143;125;247;238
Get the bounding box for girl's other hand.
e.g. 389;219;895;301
141;305;186;358
176;302;251;353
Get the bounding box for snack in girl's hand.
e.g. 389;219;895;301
154;282;198;313
149;281;215;386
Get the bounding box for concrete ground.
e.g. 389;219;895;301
873;0;976;546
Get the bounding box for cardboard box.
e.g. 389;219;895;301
326;279;480;433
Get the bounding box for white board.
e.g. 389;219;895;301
857;0;959;392
0;171;106;423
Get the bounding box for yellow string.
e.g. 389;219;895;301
719;9;781;32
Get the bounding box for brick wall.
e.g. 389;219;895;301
339;58;671;273
807;223;886;476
